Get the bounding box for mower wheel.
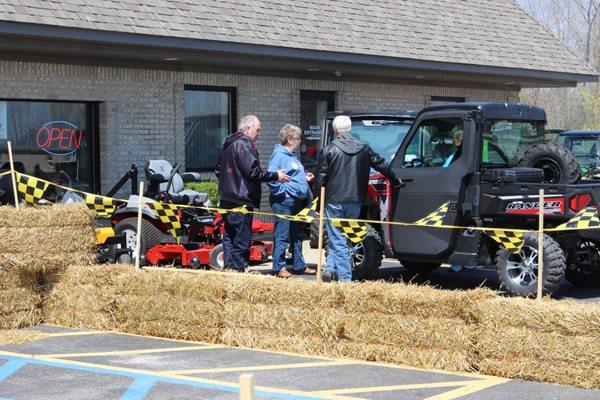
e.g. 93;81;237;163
113;217;161;264
209;244;225;270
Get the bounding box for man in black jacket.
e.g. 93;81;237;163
216;115;290;271
315;115;402;282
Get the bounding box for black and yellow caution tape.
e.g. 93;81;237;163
147;202;181;240
487;230;525;253
15;172;49;206
331;219;367;243
85;194;120;218
280;198;319;223
553;207;600;231
414;202;449;226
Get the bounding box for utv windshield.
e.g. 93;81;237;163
326;118;413;162
561;136;599;169
481;120;546;167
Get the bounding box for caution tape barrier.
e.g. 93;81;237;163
5;171;600;251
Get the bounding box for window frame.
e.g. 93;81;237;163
183;85;237;172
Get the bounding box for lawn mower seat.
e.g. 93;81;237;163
145;160;208;206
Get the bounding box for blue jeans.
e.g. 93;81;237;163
222;209;253;271
325;202;361;282
271;196;306;272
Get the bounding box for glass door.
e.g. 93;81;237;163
299;90;335;171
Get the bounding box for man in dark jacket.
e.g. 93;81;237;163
315;115;402;282
216;115;290;271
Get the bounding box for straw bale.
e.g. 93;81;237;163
0;309;43;330
341;313;471;351
340;281;495;320
0;204;94;228
0;226;96;254
0;329;48;345
224;301;344;340
471;297;600;337
0;288;42;313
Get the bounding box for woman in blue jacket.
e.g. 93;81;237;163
267;124;316;278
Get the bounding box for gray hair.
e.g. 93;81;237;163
238;115;258;133
332;115;352;134
279;124;302;144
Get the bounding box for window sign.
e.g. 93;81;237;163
0;102;6;140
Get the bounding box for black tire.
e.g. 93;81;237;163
400;260;441;274
209;244;225;270
113;217;161;264
565;239;600;288
518;142;581;184
309;219;327;249
324;224;383;280
495;232;565;297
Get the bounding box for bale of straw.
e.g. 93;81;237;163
0;227;96;254
0;204;94;228
0;329;48;345
471;297;600;337
474;326;600;388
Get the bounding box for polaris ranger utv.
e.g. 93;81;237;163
389;102;600;296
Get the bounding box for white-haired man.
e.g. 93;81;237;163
315;115;402;282
216;115;290;272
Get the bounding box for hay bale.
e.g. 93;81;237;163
0;329;48;345
474;326;600;388
0;204;94;228
0;227;96;254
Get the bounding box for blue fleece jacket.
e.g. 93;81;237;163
267;144;308;199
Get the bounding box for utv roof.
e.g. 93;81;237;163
559;130;600;136
325;110;417;119
417;102;547;122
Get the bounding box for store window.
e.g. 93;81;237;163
0;100;99;193
300;90;335;171
184;86;236;171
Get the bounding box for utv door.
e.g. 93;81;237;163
390;112;476;260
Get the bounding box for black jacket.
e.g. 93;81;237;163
315;134;399;203
216;133;278;208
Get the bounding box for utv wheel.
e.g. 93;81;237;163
400;260;441;274
566;239;600;288
324;224;383;280
209;244;225;270
113;217;161;264
309;219;327;249
518;142;581;184
495;232;565;297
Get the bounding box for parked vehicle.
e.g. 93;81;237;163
556;130;600;179
389;102;600;296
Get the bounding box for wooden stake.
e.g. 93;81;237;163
537;188;544;300
7;141;19;209
135;181;144;270
239;374;254;400
316;186;326;283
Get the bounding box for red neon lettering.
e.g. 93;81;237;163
36;126;50;148
49;128;61;147
70;130;83;149
59;128;70;149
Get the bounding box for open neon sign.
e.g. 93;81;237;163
36;121;84;156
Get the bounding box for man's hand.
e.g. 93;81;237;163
305;172;314;182
277;169;291;182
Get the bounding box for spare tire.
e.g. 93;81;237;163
518;142;580;184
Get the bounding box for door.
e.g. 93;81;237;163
390;112;475;259
299;90;335;172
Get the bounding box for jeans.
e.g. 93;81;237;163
222;209;254;271
271;196;306;272
325;202;361;282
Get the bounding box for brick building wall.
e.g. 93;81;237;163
0;60;518;208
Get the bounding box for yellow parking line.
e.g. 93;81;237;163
164;360;358;375
44;331;106;337
41;344;224;358
424;376;510;400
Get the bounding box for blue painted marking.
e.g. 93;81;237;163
0;356;324;400
120;377;156;400
0;359;28;382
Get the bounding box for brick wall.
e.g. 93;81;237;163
0;60;518;209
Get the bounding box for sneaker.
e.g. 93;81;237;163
321;268;336;282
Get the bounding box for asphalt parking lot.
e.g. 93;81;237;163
0;325;599;400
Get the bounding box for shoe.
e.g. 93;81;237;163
321;268;336;282
277;269;293;279
303;267;317;275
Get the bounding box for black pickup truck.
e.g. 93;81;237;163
389;102;600;296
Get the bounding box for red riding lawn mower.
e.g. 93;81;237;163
101;160;274;269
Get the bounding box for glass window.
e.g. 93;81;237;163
184;86;235;171
300;91;334;171
563;136;599;169
403;118;464;168
0;100;98;194
481;120;546;167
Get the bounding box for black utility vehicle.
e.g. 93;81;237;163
389;103;600;296
556;130;600;178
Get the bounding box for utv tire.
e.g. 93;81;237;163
324;223;383;280
400;260;441;274
209;244;225;270
114;217;161;264
309;219;327;249
518;142;581;184
495;232;565;297
565;239;600;288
